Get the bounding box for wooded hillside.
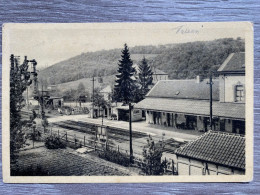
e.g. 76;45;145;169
38;38;244;86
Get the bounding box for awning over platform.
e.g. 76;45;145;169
135;97;245;120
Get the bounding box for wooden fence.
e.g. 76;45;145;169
47;128;177;174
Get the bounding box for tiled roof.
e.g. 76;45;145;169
134;97;245;119
116;103;137;110
218;52;245;73
146;79;219;101
133;64;168;75
175;131;245;170
152;67;168;75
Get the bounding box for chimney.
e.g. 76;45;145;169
196;75;203;83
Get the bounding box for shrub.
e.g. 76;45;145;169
98;149;131;167
45;135;66;149
140;135;169;175
27;127;42;141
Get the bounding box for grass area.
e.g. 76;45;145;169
11;147;131;176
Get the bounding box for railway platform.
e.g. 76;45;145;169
48;114;202;142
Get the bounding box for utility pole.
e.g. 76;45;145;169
129;103;133;163
27;87;29;110
91;77;95;118
41;85;46;132
101;108;104;126
29;59;38;97
207;74;213;130
41;85;44;116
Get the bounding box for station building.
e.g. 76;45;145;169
135;52;245;134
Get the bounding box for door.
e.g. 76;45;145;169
167;113;171;127
220;119;225;131
232;120;245;134
153;112;157;124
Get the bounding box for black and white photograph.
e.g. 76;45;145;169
2;22;253;183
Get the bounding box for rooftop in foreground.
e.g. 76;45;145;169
175;130;245;170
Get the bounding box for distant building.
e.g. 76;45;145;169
113;103;142;122
217;52;245;133
31;87;63;108
151;67;168;83
99;85;112;118
133;64;168;84
218;52;245;103
175;131;245;175
100;85;112;102
135;52;245;134
47;97;64;109
47;85;57;91
99;85;143;121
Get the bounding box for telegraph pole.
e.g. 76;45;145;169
91;77;95;118
41;85;44;117
207;74;213;130
27;87;29;110
129;103;133;163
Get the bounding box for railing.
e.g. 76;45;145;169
47;128;177;174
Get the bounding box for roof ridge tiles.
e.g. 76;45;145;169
210;130;245;138
175;130;245;169
175;131;211;152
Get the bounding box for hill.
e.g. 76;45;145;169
150;38;245;79
38;38;245;88
56;75;115;93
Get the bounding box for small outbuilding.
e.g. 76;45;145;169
113;103;142;122
47;97;64;109
175;131;245;175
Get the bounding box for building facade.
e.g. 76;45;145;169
113;103;142;122
133;64;169;84
135;52;245;134
151;68;168;83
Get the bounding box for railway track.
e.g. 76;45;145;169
52;120;147;143
51;120;185;153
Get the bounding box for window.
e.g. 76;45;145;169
235;85;244;102
133;110;140;114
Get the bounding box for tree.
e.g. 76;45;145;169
141;135;168;175
62;89;77;102
114;44;136;104
10;55;33;162
77;82;86;106
77;82;85;94
93;88;107;110
138;57;153;98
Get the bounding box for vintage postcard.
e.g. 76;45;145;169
2;22;253;183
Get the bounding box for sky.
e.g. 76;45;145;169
4;23;247;69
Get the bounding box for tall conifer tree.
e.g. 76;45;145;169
114;44;135;104
138;57;153;97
